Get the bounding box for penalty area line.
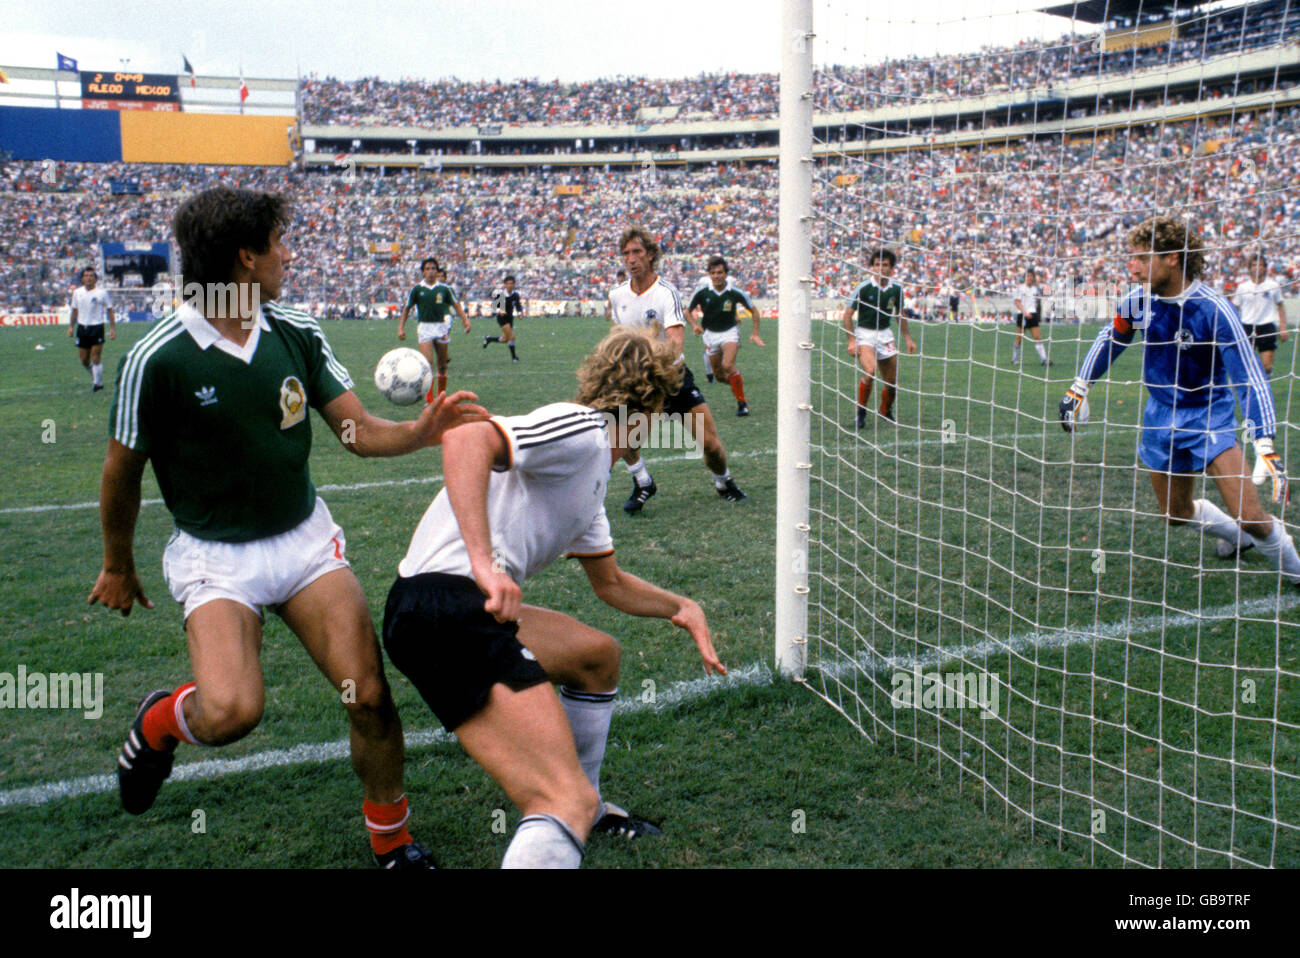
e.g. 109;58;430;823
0;663;774;811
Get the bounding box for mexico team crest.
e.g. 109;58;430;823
279;376;307;429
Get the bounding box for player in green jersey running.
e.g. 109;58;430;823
398;257;473;403
90;187;485;868
841;247;916;428
688;256;764;416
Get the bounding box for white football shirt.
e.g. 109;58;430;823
1234;277;1283;327
71;286;113;327
398;403;614;584
1015;283;1039;315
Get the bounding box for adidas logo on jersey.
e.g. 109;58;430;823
195;385;218;406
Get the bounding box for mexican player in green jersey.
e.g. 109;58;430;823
841;247;916;428
90;187;486;868
398;256;473;402
688;256;764;417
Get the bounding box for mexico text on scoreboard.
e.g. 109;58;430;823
81;71;182;112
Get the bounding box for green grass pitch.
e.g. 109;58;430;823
0;314;1292;867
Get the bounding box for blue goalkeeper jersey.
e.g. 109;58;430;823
1075;280;1277;439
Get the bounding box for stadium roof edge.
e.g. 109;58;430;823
1038;0;1226;25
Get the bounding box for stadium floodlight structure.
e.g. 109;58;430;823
778;0;1299;867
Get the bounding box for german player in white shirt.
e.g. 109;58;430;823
606;227;747;512
383;326;725;867
1011;268;1051;366
68;266;116;392
1234;255;1288;375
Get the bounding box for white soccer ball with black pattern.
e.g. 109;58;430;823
374;347;433;406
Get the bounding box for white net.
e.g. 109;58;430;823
795;0;1300;867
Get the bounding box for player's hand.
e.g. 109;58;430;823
1255;437;1289;505
109;328;116;340
905;336;917;354
397;327;406;341
88;569;154;617
462;318;473;334
847;340;857;357
750;333;765;347
1281;327;1290;344
1059;380;1089;433
476;566;521;623
671;599;726;676
691;325;703;337
418;389;488;446
67;327;75;338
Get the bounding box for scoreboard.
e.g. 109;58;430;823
81;71;182;112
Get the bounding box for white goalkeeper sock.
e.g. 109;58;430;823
1247;519;1300;584
626;458;653;488
1192;498;1246;548
559;686;615;802
501;814;585;869
92;362;103;385
1034;341;1048;363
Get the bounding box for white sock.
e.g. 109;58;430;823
1248;519;1300;583
1012;345;1021;360
711;469;731;490
501;814;584;869
92;363;104;386
627;458;653;488
1192;498;1245;547
1034;341;1048;362
559;686;615;802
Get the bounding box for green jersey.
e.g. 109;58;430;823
110;301;353;542
847;278;903;331
407;281;458;324
689;281;755;333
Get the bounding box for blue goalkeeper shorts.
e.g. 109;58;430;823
1138;397;1238;475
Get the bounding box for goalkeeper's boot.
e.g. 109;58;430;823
1215;537;1255;560
705;372;715;383
855;406;867;429
717;478;748;502
737;401;749;417
117;689;177;815
375;841;438;870
623;479;657;514
592;802;663;840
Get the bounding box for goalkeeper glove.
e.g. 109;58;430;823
1059;379;1090;433
1255;437;1289;505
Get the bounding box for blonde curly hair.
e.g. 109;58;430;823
1128;214;1207;281
575;325;682;415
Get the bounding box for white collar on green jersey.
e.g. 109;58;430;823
177;302;271;363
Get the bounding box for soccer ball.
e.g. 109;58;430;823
374;348;433;406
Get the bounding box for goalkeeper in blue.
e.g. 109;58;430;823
1059;214;1300;580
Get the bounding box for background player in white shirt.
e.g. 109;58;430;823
68;267;116;392
383;326;725;867
1011;268;1051;366
606;227;747;511
1234;255;1288;375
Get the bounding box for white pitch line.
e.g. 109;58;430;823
0;663;773;811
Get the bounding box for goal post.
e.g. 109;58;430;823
778;0;1300;868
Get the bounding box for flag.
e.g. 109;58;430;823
239;74;249;102
56;53;77;72
182;55;196;88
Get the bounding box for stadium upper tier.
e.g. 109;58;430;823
4;103;1295;316
301;0;1297;132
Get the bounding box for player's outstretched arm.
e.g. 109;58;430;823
456;302;472;333
840;305;857;354
749;306;764;346
442;422;521;622
89;438;154;616
578;554;726;675
320;389;488;457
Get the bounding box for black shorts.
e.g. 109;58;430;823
1016;310;1040;330
75;326;105;349
495;314;514;328
1248;322;1279;353
382;572;549;731
664;364;707;418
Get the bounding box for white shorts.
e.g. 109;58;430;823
163;497;350;621
853;327;898;360
417;321;451;344
702;327;740;356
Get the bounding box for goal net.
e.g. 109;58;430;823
779;0;1300;867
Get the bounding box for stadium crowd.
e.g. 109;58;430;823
301;1;1297;128
3;110;1296;316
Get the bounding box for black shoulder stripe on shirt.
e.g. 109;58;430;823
516;421;606;450
511;410;605;439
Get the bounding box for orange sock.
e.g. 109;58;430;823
436;372;447;396
142;681;196;750
858;379;873;407
879;386;895;418
728;371;746;403
365;795;414;855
